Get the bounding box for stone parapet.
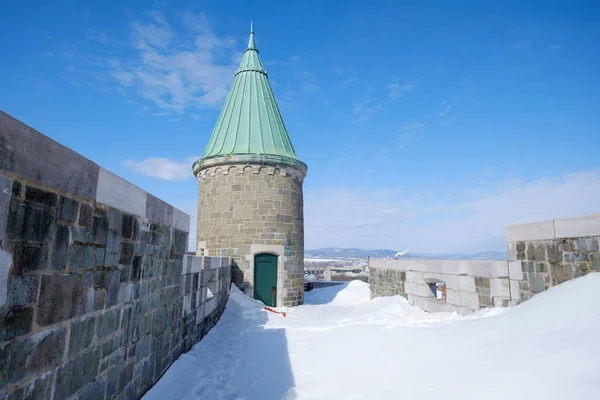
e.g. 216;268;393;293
0;110;231;400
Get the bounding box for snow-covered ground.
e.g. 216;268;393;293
144;274;600;400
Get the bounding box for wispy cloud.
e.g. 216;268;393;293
304;169;600;253
124;156;200;180
68;11;241;115
299;71;320;92
508;41;531;51
438;100;451;117
387;79;415;99
549;45;561;51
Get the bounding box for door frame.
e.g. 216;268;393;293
247;244;286;307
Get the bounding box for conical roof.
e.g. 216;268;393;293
198;24;302;166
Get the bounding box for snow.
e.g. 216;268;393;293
143;274;600;400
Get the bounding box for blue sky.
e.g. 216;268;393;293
1;0;599;253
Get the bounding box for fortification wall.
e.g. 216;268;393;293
370;214;600;314
196;163;305;307
369;259;521;315
0;111;232;400
506;214;600;302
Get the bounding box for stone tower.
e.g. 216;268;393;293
193;25;307;307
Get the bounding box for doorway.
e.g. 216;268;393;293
254;253;278;306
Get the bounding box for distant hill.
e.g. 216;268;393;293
304;247;507;260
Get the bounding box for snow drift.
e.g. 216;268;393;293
144;274;600;400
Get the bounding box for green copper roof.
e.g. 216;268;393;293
199;24;301;163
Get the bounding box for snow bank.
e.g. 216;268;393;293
144;274;600;400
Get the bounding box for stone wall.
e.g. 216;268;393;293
506;214;600;302
369;259;521;315
196;163;305;307
0;111;232;399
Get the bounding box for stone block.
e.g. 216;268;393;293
58;196;79;222
7;203;55;243
79;203;93;228
37;274;85;326
97;309;120;338
505;219;555;241
10;327;66;382
551;263;574;285
68;316;96;358
70;245;94;270
53;224;69;270
529;274;546;294
0;341;11;389
75;373;107;400
96;167;146;217
508;261;523;280
70;226;91;244
54;347;101;399
489;278;510;298
7;274;39;305
5;370;53;400
152;307;168;337
13;244;48;273
510;280;520;300
108;209;122;232
0;306;33;340
25;186;58;208
0;174;11;248
554;214;600;239
92;215;108;245
135;334;152;363
119;242;134;266
173;207;190;232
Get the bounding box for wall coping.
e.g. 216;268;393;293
0;110;190;232
506;213;600;242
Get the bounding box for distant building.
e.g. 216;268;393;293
193;25;307;307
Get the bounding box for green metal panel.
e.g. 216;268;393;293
254;253;278;307
198;24;301;163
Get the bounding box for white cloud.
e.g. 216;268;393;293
387;83;414;99
303;169;600;253
105;11;239;115
438;101;451;117
124;156;199;180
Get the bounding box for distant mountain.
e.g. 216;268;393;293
304;248;507;260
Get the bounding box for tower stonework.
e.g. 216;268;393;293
193;26;307;307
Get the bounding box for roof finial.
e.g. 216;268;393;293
247;21;256;50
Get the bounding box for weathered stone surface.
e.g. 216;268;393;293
106;270;120;307
97;309;120;338
6;203;55;243
53;224;69;270
79;203;93;229
105;230;121;267
551;263;574;285
0;111;99;199
71;226;91;244
7;274;39;305
58;196;79;222
146;194;173;227
70;317;96;357
0;306;33;340
54;347;101;399
10;327;66;382
0;174;11;248
95;247;105;267
5;370;53;400
75;374;107;400
96;167;146;218
119;242;134;266
529;274;546;293
37;274;85;326
0;341;11;389
13;244;48;273
24;187;57;209
70;245;94;270
92;214;108;245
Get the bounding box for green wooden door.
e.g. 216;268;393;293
254;253;278;307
